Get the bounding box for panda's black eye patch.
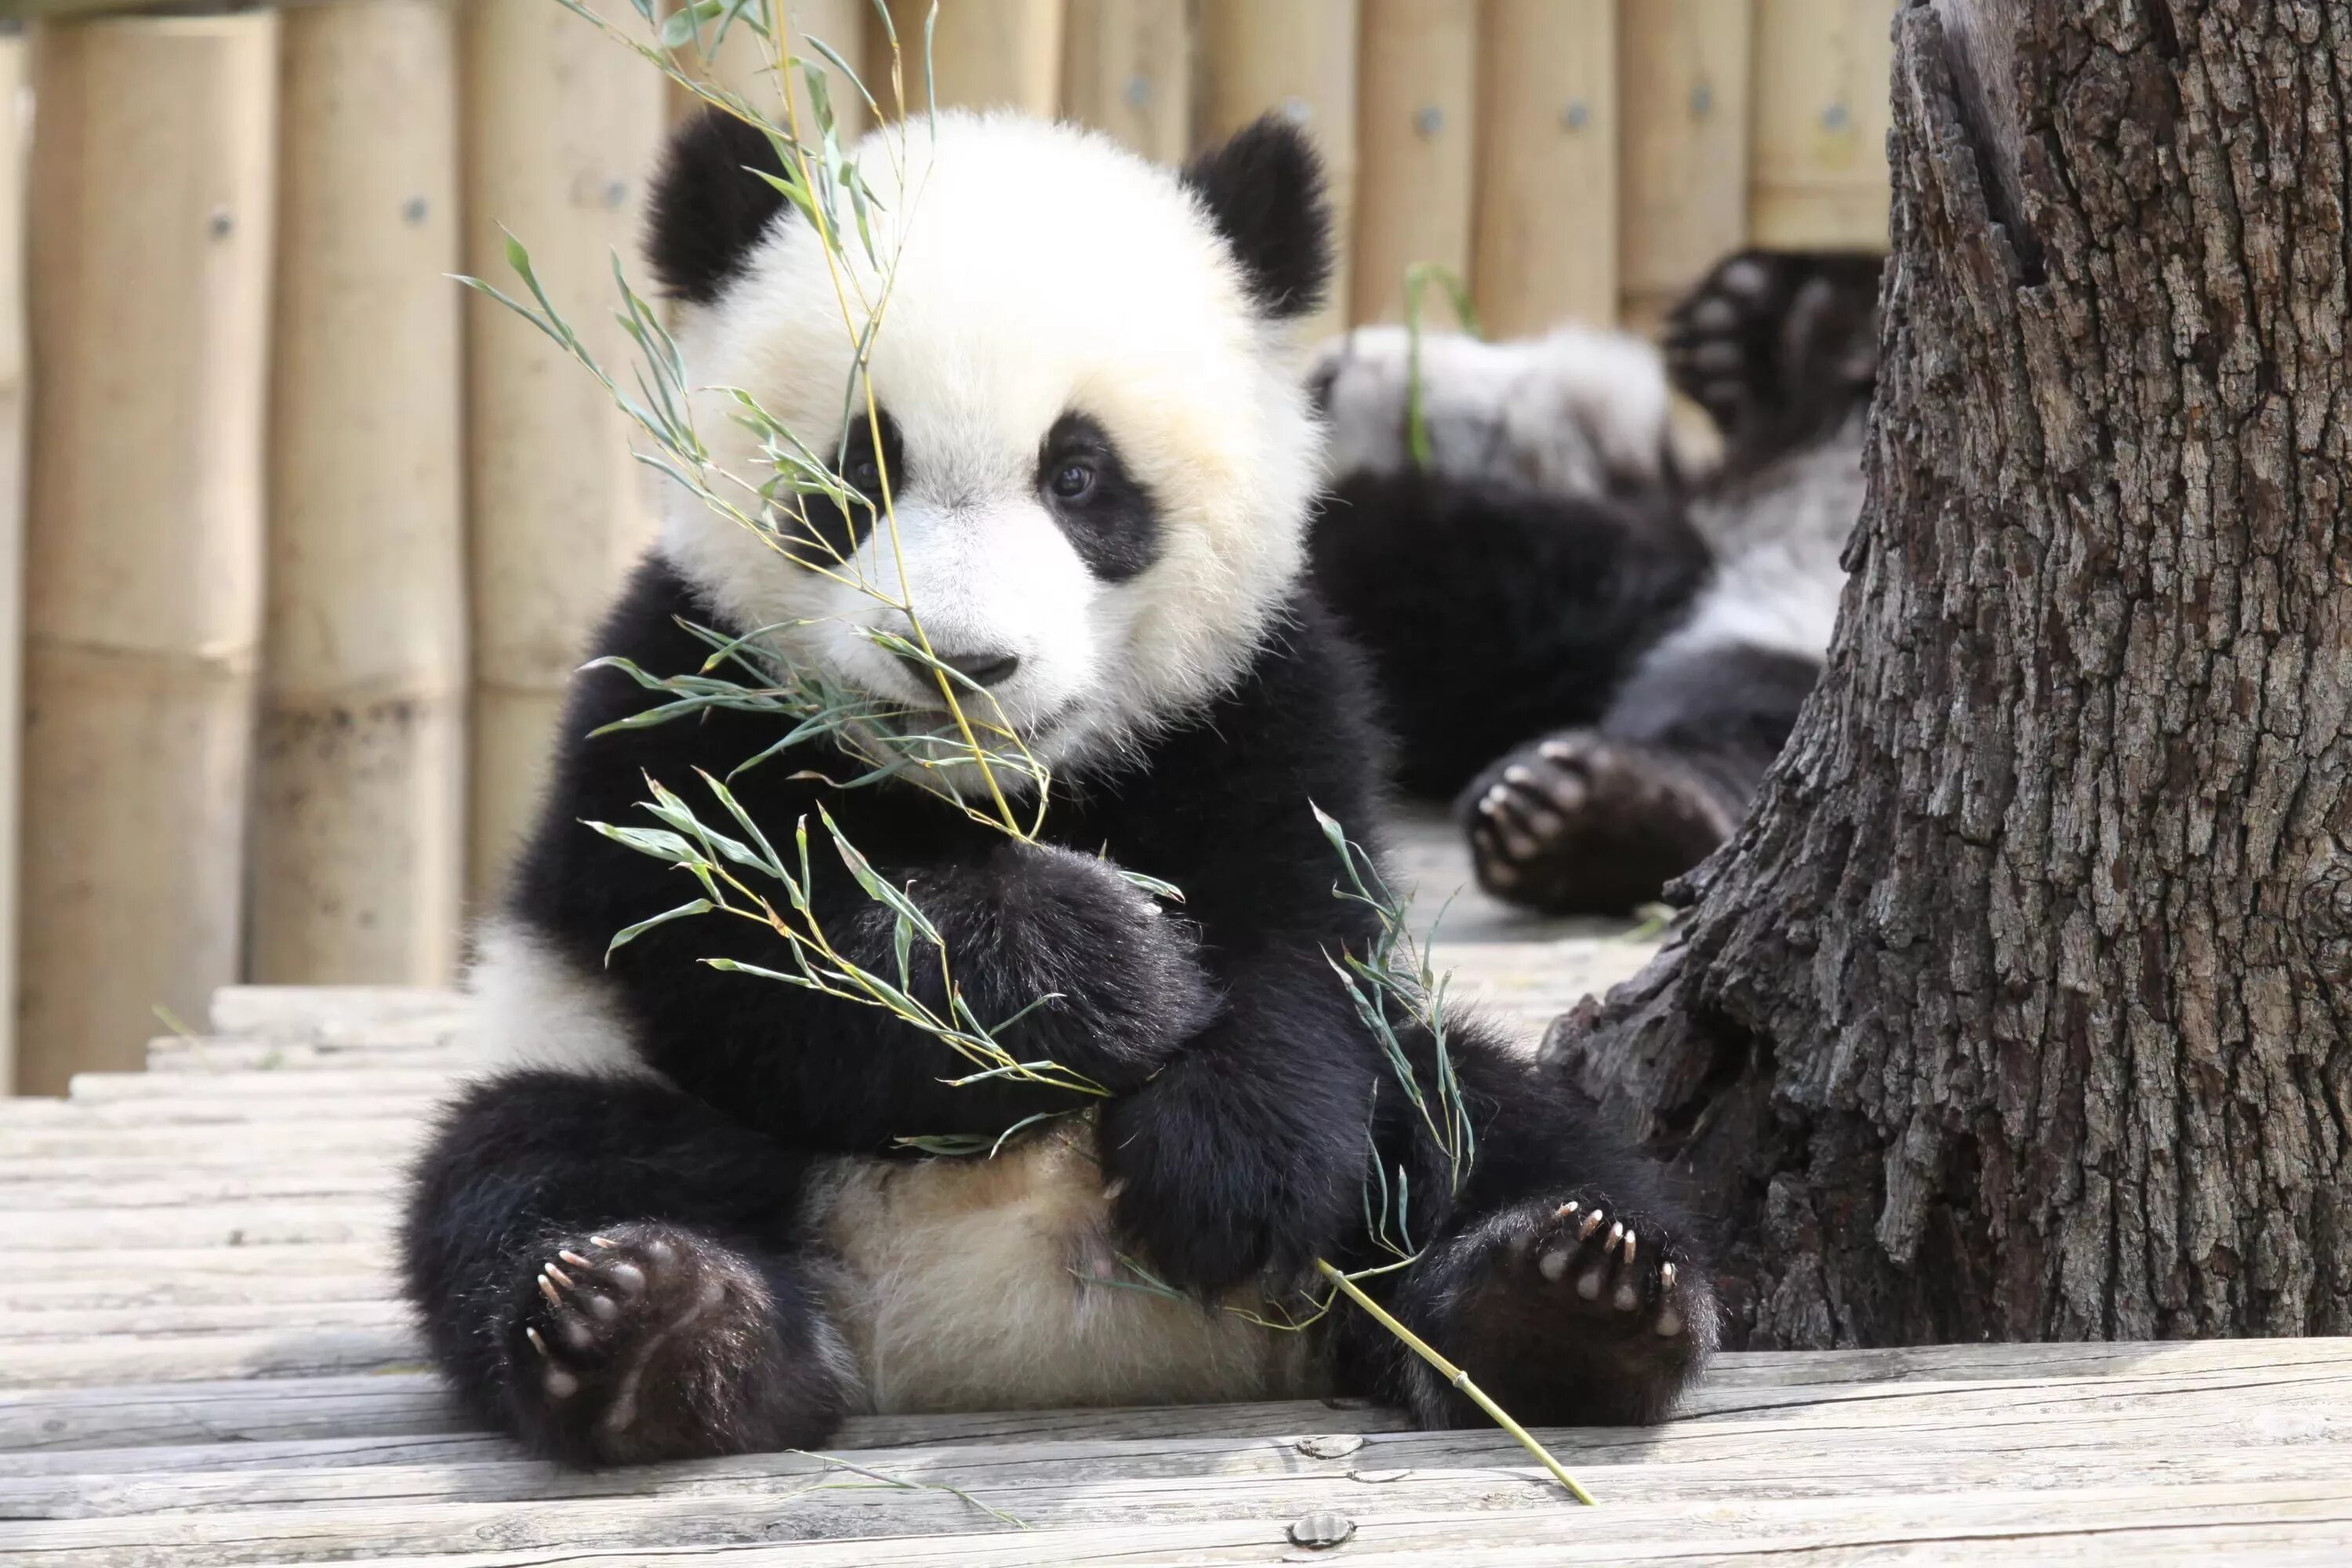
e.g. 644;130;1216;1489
788;408;900;564
1038;412;1157;581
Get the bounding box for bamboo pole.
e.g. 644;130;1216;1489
670;1;870;141
1060;0;1190;164
875;0;1061;116
1472;0;1617;334
1352;0;1477;327
1618;0;1755;331
462;0;668;900
20;16;279;1094
1749;0;1896;249
1194;0;1359;342
252;1;466;988
0;33;24;1091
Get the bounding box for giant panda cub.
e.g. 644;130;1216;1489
1308;251;1884;914
401;108;1719;1468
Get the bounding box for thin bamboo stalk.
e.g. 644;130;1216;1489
1352;0;1477;327
1060;0;1191;164
252;0;466;987
461;0;668;901
1194;0;1360;342
876;0;1062;116
1472;0;1617;334
1618;0;1754;331
670;0;870;142
0;34;24;1091
1748;0;1896;249
20;15;279;1094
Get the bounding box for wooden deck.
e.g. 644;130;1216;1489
6;825;2352;1563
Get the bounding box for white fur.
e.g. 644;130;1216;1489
462;916;658;1082
1314;322;1678;495
803;1115;1323;1413
662;111;1323;783
1653;411;1867;666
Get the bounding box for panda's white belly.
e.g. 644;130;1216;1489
802;1116;1325;1414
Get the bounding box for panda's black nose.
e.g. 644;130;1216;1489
902;647;1022;691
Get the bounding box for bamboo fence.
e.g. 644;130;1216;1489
1;0;1894;1091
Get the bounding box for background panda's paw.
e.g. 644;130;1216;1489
1421;1190;1718;1427
1459;732;1735;916
1661;249;1883;458
505;1221;844;1466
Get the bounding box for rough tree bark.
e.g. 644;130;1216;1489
1550;0;2350;1348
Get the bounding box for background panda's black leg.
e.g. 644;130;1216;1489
400;1069;852;1467
1334;1025;1719;1427
1662;248;1884;468
1308;470;1708;799
1459;642;1819;913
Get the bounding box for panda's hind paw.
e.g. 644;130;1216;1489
504;1221;844;1466
1461;732;1733;916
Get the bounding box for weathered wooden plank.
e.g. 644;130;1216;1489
0;1201;394;1252
0;1298;408;1344
0;1328;422;1391
5;1472;2348;1566
0;1123;423;1163
0;1167;398;1210
8;1413;2350;1525
9;1340;2343;1457
0;1432;516;1479
259;1487;2352;1568
67;1067;459;1102
144;1037;470;1073
0;1096;437;1130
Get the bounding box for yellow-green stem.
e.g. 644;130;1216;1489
1315;1259;1598;1505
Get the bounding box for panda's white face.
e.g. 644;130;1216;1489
660;113;1323;783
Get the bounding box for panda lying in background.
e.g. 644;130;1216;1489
1308;250;1884;914
402;108;1717;1468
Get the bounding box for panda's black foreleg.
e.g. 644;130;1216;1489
1334;1025;1719;1428
1461;640;1819;913
399;1068;852;1467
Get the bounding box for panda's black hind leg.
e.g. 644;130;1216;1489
1459;732;1737;915
401;1069;855;1468
1662;249;1883;464
1338;1031;1720;1428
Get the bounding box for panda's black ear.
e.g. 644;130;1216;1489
645;107;793;306
1181;115;1333;320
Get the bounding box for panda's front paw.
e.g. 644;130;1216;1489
502;1221;846;1466
1098;1062;1354;1298
1399;1191;1719;1428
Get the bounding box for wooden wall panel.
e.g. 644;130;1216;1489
461;0;667;900
1353;0;1478;328
252;0;466;988
1749;0;1896;249
1472;0;1617;334
21;16;279;1091
1619;0;1754;329
1062;0;1190;164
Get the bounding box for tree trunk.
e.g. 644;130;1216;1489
1550;0;2351;1348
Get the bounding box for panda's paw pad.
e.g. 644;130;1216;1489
1663;250;1881;444
1504;1194;1697;1341
512;1222;765;1454
1465;734;1733;913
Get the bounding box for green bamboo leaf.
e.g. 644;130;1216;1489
605;899;714;963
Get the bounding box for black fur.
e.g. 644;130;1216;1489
1309;470;1709;799
402;558;1715;1463
646;108;790;306
1179;115;1334;319
1311;249;1884;913
1039;412;1160;581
